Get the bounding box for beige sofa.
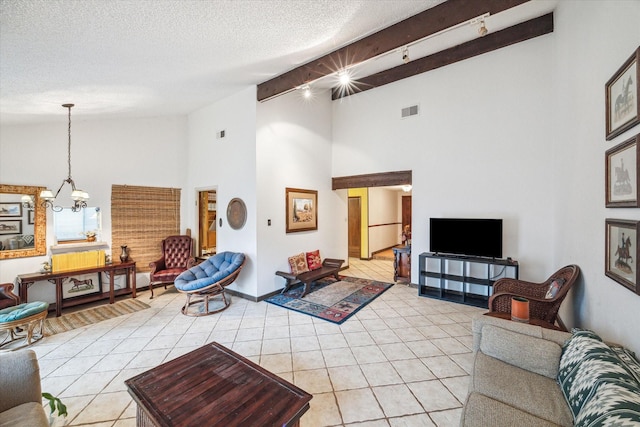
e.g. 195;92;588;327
461;314;640;427
0;349;49;427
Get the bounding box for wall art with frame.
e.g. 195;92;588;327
285;188;317;233
605;218;639;294
0;202;22;217
606;47;639;140
62;273;102;300
0;219;21;235
606;134;639;207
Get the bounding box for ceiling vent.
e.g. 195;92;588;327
401;104;419;119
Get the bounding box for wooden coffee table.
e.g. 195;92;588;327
125;342;312;427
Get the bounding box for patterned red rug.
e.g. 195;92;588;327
265;275;393;324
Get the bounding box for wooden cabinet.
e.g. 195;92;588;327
393;246;411;283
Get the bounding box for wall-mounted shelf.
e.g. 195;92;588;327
418;252;519;308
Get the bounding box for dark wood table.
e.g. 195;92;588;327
393;245;411;284
125;342;312;427
484;311;564;331
17;261;136;317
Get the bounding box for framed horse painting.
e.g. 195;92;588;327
606;47;639;140
605;219;639;294
606;134;639;207
62;273;102;300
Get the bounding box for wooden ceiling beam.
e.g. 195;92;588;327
332;12;554;99
332;170;412;190
257;0;531;102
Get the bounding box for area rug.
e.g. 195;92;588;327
265;276;393;324
44;298;150;335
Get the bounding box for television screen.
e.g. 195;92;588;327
429;218;503;259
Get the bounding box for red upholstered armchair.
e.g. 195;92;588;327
148;235;195;299
0;283;19;309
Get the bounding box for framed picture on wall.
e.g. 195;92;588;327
286;188;318;233
606;47;639;140
605;218;639;294
0;219;21;235
606;134;639;207
62;273;102;300
0;202;22;217
28;210;35;224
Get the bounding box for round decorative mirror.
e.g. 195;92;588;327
226;198;247;230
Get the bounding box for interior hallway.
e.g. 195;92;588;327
25;256;482;427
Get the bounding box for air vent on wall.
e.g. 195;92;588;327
401;104;419;118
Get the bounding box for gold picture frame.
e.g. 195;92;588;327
285;188;317;233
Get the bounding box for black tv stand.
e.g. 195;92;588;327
418;252;519;308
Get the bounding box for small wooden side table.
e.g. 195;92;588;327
393;245;411;284
126;342;312;427
484;311;563;331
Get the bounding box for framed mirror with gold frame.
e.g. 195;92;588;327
0;184;46;259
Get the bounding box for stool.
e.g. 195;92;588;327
0;301;49;348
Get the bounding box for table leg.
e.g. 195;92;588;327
131;266;136;298
110;269;115;304
19;280;29;304
55;279;63;317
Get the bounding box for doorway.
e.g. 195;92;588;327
198;190;217;257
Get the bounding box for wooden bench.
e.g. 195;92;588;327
276;258;345;297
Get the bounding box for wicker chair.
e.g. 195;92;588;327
487;264;580;331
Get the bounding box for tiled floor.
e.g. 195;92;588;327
18;257;483;427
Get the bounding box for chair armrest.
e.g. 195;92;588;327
0;349;43;413
149;257;166;274
186;257;196;269
0;282;19;305
323;258;345;268
276;271;297;281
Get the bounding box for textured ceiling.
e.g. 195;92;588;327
0;0;446;124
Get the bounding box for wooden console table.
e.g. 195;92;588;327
17;261;136;317
393;245;411;284
126;342;312;427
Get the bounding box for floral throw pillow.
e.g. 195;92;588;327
288;253;309;275
306;250;322;270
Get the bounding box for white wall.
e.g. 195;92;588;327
333;32;556;279
0;116;188;300
368;187;402;255
553;1;640;353
256;88;343;296
186;86;258;296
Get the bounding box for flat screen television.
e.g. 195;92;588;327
429;218;503;259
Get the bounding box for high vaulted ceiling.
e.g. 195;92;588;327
0;0;556;125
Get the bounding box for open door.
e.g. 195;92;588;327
348;197;361;258
198;190;217;257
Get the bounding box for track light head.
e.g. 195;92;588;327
478;21;488;37
402;46;410;64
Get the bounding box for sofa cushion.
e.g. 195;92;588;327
470;351;573;426
558;329;640;419
480;324;562;379
461;392;563;427
573;380;640;427
288;253;309;275
0;402;49;427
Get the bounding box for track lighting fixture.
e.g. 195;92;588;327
402;46;410;64
338;70;351;86
478;20;488;37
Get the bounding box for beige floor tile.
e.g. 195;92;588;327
294;368;333;394
420;356;467;378
360;361;403;386
407;380;461;412
344;331;376;347
388;413;437;427
322;347;358;367
70;391;131;425
373;384;424;417
335;388;385;424
328;365;369;390
293;350;326;371
378;342;416;361
391;359;436;383
292;335;321;352
301;392;342;427
351;344;388;364
260;352;292;374
430;337;471;355
318;333;348;349
429;408;463;427
261;337;291;354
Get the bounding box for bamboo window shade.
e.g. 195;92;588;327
111;185;181;273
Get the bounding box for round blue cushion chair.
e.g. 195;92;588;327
174;252;246;316
0;301;49;348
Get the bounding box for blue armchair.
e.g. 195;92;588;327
174;252;245;316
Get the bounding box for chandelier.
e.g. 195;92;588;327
40;104;90;212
